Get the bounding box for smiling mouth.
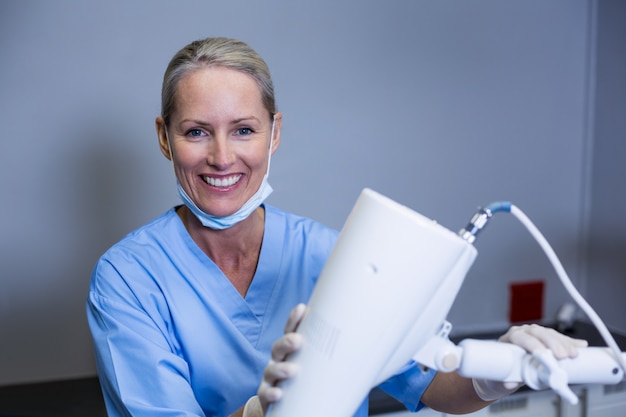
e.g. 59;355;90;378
203;174;243;188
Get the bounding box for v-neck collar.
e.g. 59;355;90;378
174;205;286;342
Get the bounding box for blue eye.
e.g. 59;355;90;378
237;127;253;136
188;129;204;137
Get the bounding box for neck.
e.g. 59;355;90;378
177;205;266;296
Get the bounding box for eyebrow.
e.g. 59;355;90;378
179;116;261;126
231;116;261;124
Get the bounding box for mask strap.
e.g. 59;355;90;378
265;114;276;176
164;126;174;161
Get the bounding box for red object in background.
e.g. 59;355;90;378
509;280;545;323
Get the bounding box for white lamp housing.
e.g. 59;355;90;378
267;188;477;417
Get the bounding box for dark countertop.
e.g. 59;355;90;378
368;320;626;415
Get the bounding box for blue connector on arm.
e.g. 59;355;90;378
484;201;512;214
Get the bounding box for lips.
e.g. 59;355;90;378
202;174;243;188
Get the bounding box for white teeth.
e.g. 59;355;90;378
204;174;242;187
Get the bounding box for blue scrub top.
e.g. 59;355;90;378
87;205;434;416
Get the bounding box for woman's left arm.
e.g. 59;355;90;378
421;324;588;414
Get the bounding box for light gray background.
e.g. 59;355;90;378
0;0;624;385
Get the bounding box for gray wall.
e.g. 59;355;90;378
0;0;608;385
587;0;626;334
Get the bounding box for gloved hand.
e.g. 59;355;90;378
472;324;588;402
246;303;307;416
497;324;588;359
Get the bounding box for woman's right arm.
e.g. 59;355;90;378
87;260;206;417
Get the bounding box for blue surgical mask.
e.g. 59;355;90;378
168;116;276;230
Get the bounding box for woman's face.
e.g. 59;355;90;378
157;66;281;219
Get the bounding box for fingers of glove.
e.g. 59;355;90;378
255;304;306;413
500;324;587;359
284;303;307;333
258;380;282;413
271;332;304;362
263;360;300;387
258;380;283;412
258;361;299;411
498;324;588;359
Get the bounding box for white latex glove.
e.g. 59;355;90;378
241;396;263;417
497;324;588;359
254;303;307;415
472;324;588;402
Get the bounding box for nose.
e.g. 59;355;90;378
206;136;235;170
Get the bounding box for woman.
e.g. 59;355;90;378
87;37;586;417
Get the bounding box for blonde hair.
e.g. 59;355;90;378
161;37;276;126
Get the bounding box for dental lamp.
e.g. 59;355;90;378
267;188;626;417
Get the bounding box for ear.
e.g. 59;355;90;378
270;112;282;155
156;116;172;160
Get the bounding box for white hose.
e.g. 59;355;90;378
510;204;626;374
